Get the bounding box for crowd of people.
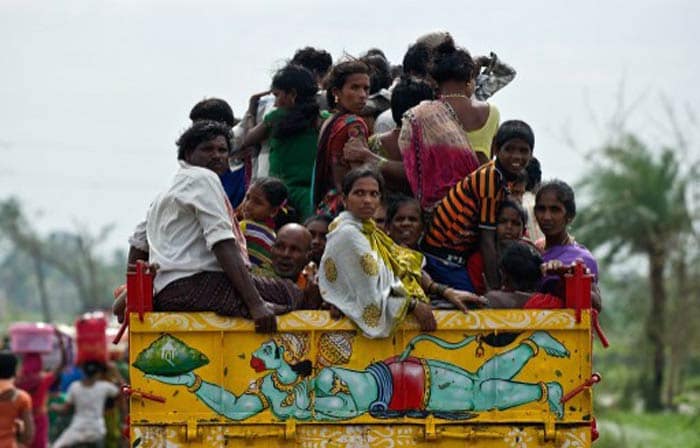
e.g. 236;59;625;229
111;30;602;338
0;345;127;448
1;30;605;447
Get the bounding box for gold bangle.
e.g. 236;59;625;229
187;374;203;393
538;382;548;403
521;339;539;357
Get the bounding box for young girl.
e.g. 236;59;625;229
241;64;328;219
467;200;531;294
239;177;289;272
387;195;424;249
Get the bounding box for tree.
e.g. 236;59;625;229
0;197;120;315
43;225;116;311
0;198;52;322
575;134;695;410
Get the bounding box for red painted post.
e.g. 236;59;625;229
564;260;592;323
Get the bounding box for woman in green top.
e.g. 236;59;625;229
242;64;329;219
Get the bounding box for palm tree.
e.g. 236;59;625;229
575;134;694;410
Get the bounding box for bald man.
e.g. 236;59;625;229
269;224;323;310
270;224;312;284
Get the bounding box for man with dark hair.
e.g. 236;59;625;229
290;46;333;88
0;351;35;447
189;98;246;208
118;121;286;333
189;98;236;127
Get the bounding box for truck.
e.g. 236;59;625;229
120;261;607;447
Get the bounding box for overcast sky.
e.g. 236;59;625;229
1;0;698;253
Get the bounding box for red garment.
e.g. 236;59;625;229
313;113;369;214
523;293;563;309
384;356;428;411
466;252;486;295
16;354;55;448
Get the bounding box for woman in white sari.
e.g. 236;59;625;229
319;168;485;338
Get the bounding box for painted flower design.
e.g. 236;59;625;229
504;427;534;448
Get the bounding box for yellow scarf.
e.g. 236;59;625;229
360;219;428;303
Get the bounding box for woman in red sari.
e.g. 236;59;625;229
313;60;371;217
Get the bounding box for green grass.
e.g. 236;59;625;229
595;410;700;448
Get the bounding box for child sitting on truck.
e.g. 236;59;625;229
485;242;563;309
239;177;289;272
421;120;535;293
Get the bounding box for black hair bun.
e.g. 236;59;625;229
434;39;457;56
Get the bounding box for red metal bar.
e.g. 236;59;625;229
112;318;128;345
121;384;166;403
561;373;601;404
564;261;592;323
591;417;600;442
126;260;153;324
591;309;610;348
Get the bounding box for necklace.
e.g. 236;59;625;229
440;93;470;100
270;372;303;407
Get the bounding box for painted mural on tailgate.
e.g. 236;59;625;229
134;330;570;422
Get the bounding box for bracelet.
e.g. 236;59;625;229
435;283;449;297
187;374;203;393
376;156;388;169
427;280;436;295
407;298;418;313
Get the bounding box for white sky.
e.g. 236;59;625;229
1;0;698;253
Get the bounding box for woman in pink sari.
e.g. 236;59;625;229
15;333;66;448
398;40;486;211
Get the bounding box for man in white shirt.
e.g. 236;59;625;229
117;121;285;332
